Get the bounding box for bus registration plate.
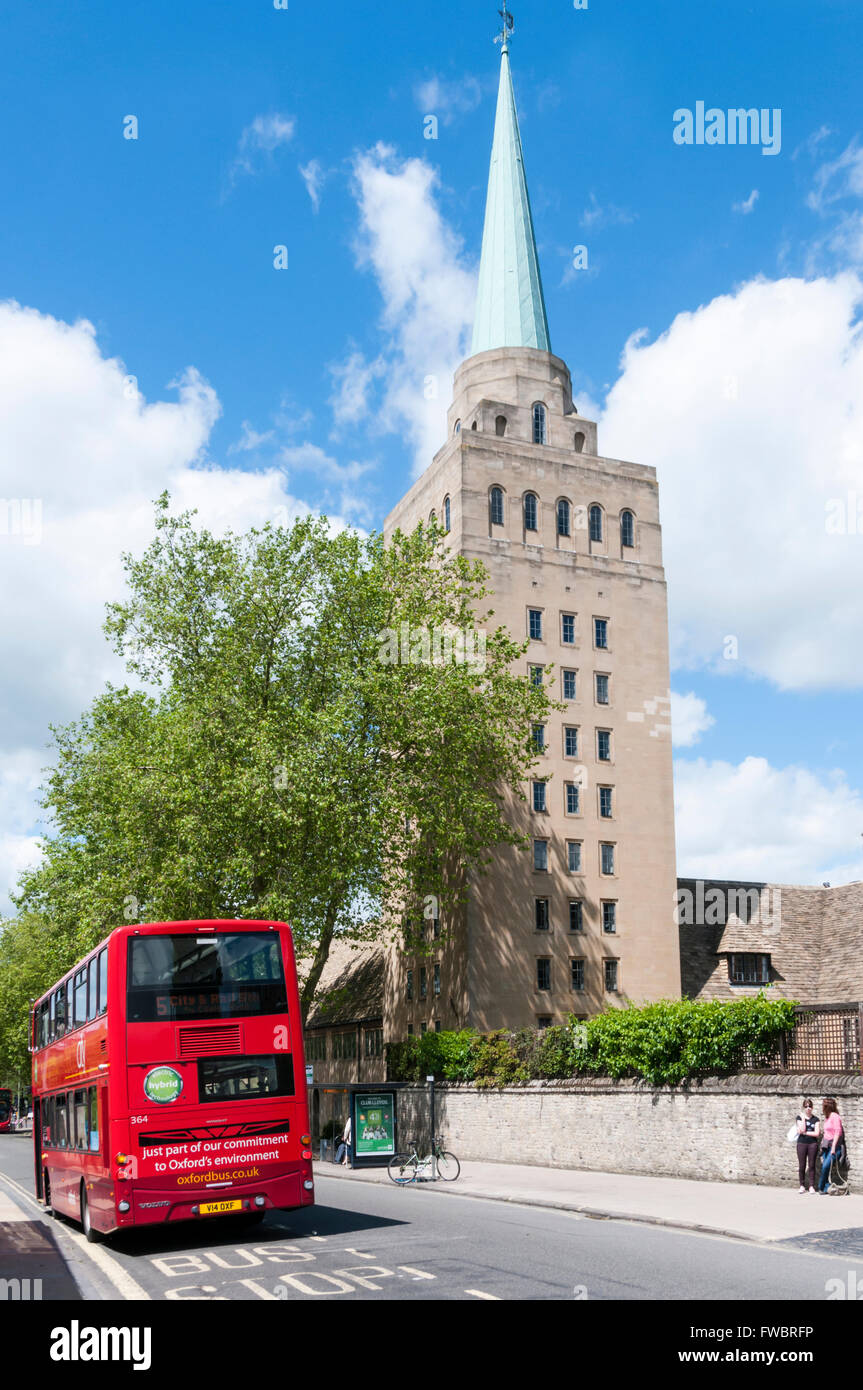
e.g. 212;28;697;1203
200;1200;242;1215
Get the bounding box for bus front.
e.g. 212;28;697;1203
118;920;313;1230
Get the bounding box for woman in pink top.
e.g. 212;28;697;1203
817;1097;845;1193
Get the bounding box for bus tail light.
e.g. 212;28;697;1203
301;1134;311;1146
115;1153;128;1165
302;1149;312;1160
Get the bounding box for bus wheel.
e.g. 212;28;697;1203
80;1183;100;1244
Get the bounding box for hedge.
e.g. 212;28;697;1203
385;996;797;1088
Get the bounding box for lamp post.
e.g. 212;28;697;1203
427;1074;436;1179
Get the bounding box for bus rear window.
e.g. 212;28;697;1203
198;1054;295;1103
127;933;288;1023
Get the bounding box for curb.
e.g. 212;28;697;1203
312;1163;763;1245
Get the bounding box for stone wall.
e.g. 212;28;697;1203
389;1075;863;1187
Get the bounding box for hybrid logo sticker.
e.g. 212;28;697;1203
143;1066;183;1104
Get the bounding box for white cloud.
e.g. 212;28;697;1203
732;188;759;215
227;113;296;189
228;420;276;454
328;350;387;430
675;755;863;885
0;301;351;910
670;691;715;747
580;193;635;230
299;159;326;213
414;75;483;125
599;271;863;690
350;144;476;474
280;442;376;485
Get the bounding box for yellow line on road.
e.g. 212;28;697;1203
465;1288;501;1300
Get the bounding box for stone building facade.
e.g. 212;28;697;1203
381;38;680;1034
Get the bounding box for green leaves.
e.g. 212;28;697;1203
5;500;553;1058
386;998;797;1087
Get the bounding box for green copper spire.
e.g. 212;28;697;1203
471;12;551;356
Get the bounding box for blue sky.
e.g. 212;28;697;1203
1;0;863;900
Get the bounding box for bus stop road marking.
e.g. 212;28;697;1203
0;1172;150;1302
398;1266;435;1280
343;1248;376;1259
465;1289;501;1300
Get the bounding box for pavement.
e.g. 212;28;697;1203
314;1155;863;1244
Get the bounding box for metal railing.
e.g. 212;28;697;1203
742;1003;863;1073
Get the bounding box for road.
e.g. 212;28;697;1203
2;1135;862;1301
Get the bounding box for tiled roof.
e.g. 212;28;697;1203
304;939;384;1029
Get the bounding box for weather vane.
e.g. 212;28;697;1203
495;4;514;47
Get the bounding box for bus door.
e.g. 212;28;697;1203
33;1099;42;1199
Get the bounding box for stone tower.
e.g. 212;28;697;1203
383;21;681;1034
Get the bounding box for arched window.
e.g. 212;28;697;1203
620;510;635;548
471;420;478;431
532;402;547;445
429;510;436;527
490;487;504;527
589;505;603;543
557;499;571;537
495;415;507;437
524;493;538;532
574;431;585;453
444;496;451;533
454;420;461;434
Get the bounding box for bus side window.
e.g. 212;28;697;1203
74;970;87;1028
97;948;108;1014
56;1095;67;1150
55;988;65;1039
87;959;98;1021
88;1087;100;1154
74;1090;87;1151
48;992;55;1043
66;980;74;1034
42;1095;52;1148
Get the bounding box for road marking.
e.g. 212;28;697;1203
343;1248;376;1259
0;1172;151;1301
465;1289;500;1300
398;1266;436;1280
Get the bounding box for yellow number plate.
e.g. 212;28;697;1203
199;1199;242;1215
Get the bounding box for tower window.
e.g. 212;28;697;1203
496;415;507;437
574;431;585;453
565;782;580;815
490;487;504;527
454;420;461;434
602;901;617;934
536;958;551;992
528;608;543;641
571;959;585;991
532;402;548;445
621;509;635;548
589;505;603;543
444;496;451;532
523;493;538;531
557;499;571;537
604;959;619;993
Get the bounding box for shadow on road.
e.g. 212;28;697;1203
105;1202;407;1259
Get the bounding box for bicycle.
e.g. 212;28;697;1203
388;1136;460;1184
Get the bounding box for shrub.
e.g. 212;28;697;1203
385;996;795;1087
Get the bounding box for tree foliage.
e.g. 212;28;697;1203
8;497;552;1044
386;997;797;1087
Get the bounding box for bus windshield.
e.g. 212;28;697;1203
127;932;288;1022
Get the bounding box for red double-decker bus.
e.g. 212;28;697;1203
31;920;313;1241
0;1088;13;1133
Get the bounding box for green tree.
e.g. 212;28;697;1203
13;498;553;1022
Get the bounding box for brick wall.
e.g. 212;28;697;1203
390;1075;863;1187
